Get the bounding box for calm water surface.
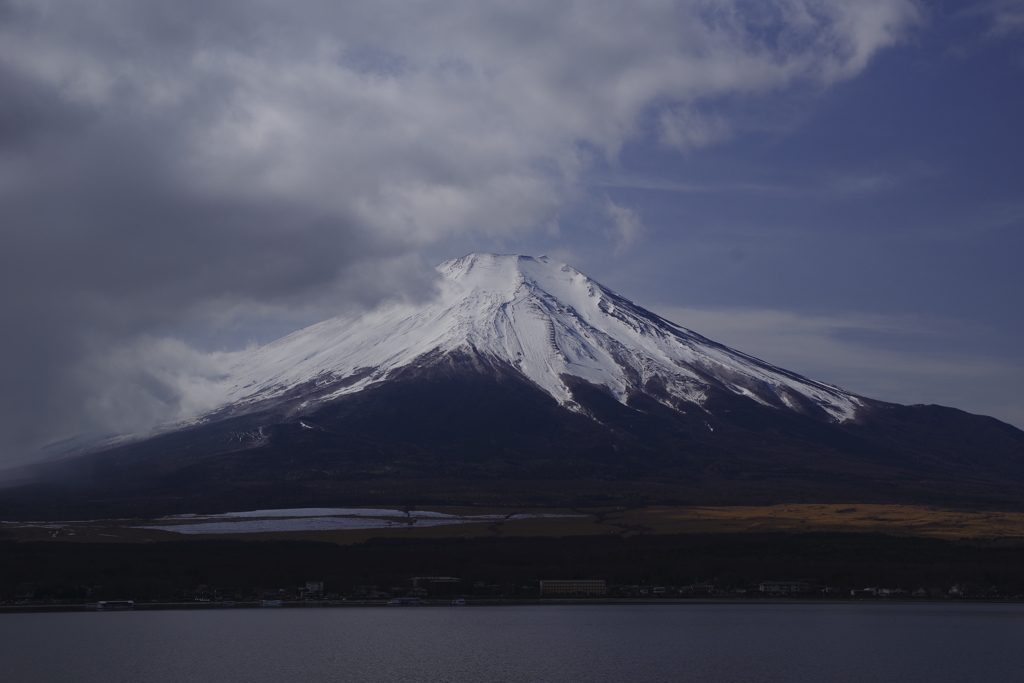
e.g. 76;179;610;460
2;603;1023;682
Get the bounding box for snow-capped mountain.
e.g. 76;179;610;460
215;253;861;425
9;253;1024;519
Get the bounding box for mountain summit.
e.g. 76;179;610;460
6;254;1024;517
216;253;859;425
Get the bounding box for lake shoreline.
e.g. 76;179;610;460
4;596;1021;614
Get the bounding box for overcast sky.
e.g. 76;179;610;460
1;0;1022;466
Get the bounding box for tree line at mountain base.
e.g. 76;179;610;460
3;532;1024;603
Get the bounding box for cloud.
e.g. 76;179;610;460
0;0;922;463
658;106;732;151
598;160;938;198
604;199;645;250
652;305;1024;428
976;0;1024;36
77;337;239;439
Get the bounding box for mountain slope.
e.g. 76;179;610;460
211;253;861;425
4;253;1024;517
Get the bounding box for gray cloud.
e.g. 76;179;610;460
0;0;921;463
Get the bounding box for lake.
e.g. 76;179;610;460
2;602;1022;682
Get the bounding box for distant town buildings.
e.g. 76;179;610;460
758;581;810;595
539;580;607;596
5;570;1017;606
408;577;462;596
388;597;424;605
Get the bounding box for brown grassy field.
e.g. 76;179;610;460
592;504;1024;540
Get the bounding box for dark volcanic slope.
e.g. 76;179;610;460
5;350;1024;519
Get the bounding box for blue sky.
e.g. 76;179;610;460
0;0;1021;463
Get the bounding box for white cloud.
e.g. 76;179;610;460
604;199;645;250
659;106;732;151
0;0;923;247
977;0;1024;36
77;337;240;439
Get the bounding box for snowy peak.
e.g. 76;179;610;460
439;252;552;288
439;253;591;299
435;253;606;329
217;253;862;424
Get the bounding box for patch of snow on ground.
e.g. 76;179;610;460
139;517;404;534
115;507;587;534
161;507;408;520
4;508;588;535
